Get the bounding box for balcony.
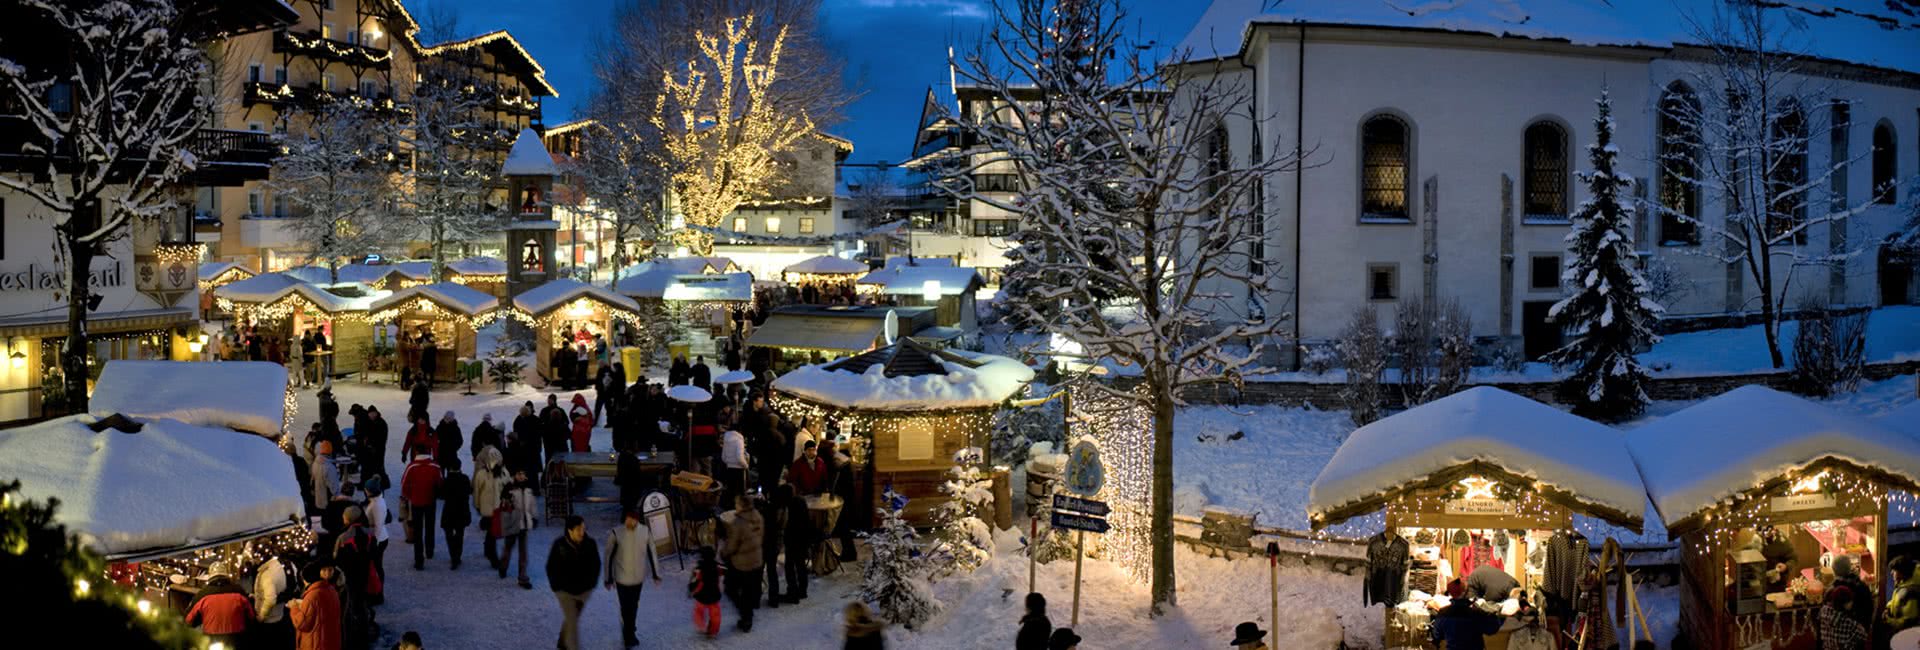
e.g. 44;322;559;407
186;129;277;186
243;82;413;119
273;29;392;70
236;215;303;249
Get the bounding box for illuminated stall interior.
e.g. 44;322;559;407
1627;386;1920;650
367;282;501;385
509;278;644;383
616;261;754;359
214;273;384;376
770;339;1033;525
1308;387;1647;648
781;254;869;302
197;262;255;319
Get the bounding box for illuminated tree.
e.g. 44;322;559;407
651;15;814;254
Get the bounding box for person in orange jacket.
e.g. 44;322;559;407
289;562;342;650
569;393;593;452
184;561;253;647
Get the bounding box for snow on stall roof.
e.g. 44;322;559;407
885;256;954;269
1627;385;1920;528
856;265;984;296
501;128;558;176
91;361;289;436
446;256;507;276
369;281;499;316
284;264;401;286
391;261;434;280
1308;386;1646;527
512;278;642;316
0;415;303;557
215;274;385;312
214;272;303;302
772;346;1034;410
1178;0;1920;75
662;272;753;302
784;254;871;276
198;261;252;281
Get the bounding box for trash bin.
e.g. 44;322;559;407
667;340;691;364
621;347;644;384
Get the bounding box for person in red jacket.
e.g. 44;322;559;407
289;562;342;650
184;562;253;647
400;450;443;571
788;441;827;496
402;416;437;462
568;393;593;452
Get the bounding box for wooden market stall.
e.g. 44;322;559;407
1627;385;1920;650
769;339;1033;525
616;260;755;360
214;273;383;376
446;256;510;298
782;254;869;302
745;305;938;373
197;262;255;319
855;264;984;332
1307;387;1648;649
368;282;501;386
511;278;645;384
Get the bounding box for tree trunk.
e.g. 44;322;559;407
1757;242;1786;368
432;218;446;283
61;226;95;415
1150;388;1177;611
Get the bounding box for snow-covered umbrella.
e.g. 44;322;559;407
713;369;755;385
667;385;712;403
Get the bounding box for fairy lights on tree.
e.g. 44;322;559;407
651;14;814;255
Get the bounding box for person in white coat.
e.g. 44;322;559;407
719;426;749;499
472;445;506;571
604;510;662;648
363;477;392;584
250;550;299;648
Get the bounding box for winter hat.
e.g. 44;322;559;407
442;411;456;421
482;413;494;424
1048;628;1082;649
1451;529;1469;546
206;561;234;579
1229;622;1266;645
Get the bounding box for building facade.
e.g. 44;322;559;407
1172;0;1920;359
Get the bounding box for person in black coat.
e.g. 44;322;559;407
779;486;813;603
570;344;590;390
668;355;690;387
505;429;542;488
361;406;390;484
555;344;577;390
418;331;439;388
437;460;473;570
433;414;463;470
1016;592;1052;650
408;380;430;425
539;395;569;467
760;489;787;608
594;366;619;427
614;449;646;514
546;516;602;650
470;414;502;459
690;356;712;391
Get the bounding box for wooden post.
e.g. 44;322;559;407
1071;530;1085;626
1266;542;1280;634
1029;518;1038;595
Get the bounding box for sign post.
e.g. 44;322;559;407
1266;541;1280;637
1028;518;1037;594
1072;530;1084;626
1051;493;1110;626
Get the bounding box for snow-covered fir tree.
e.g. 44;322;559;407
930;449;994;578
1546;89;1661;421
860;488;939;628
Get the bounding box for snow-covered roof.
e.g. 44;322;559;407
1627;385;1920;533
784;255;871;276
1308;386;1646;530
512;278;643;317
213;272;303;302
0;415;303;558
614;258;744;299
885;256;954;269
1880;400;1920;438
391;261;434;280
772;343;1034;411
90;361;289;437
1179;0;1920;75
368;281;500;316
446;256;507;277
501;128;558;176
662;272;754;302
283;264;403;286
217;275;384;313
856;265;984;296
198;261;253;282
746;312;891;352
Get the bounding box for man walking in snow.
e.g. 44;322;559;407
401;449;442;570
722;494;765;633
438;459;473;570
605;509;662;648
548;515;601;650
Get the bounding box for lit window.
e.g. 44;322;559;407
1873;121;1898;205
1360;115;1410;222
732;217;747;232
322;74;335;92
322;23;333;39
1523;121;1570;221
765;216;782;233
1657;82;1701;246
798;217;815;234
1367;264;1397;301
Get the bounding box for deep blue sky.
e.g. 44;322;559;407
412;0;1213;166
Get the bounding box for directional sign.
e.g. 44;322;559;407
1052;511;1111;534
1053;494;1110;517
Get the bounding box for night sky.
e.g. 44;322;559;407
411;0;1213;165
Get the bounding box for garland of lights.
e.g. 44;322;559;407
782;272;864;285
217;295;371;324
365;297;504;330
687;220;904;247
1682;464;1914;555
114;524;314;596
506;298;646;332
152;243;204;265
1066;383;1154;583
448;274;507;285
197;267;252;292
281;31;394;66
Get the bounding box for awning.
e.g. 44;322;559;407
0;307;196;339
746;313;886;353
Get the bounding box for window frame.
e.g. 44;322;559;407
1657;82;1702;246
798;217;815;234
1366;263;1399;302
1872;120;1898;205
1529;254;1562;292
1521;119;1572;223
248;190;262;216
732;216;748;232
247;63;262;83
1767;101;1810;244
1358;112;1414;224
765;215;782;234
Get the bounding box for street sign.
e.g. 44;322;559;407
1053;494;1110;517
1063;440;1105;496
1051;511;1111;534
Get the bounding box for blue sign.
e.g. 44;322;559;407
1063;441;1105;496
1051;511;1110;534
1053;494;1110;517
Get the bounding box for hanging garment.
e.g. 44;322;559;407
1365;532;1412;606
1545;532;1589;602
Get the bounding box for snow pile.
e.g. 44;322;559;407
512;278;643;316
1627;384;1920;528
661;272;752;302
368;281;499;316
500;128;558;176
1309;386;1647;528
0;415;303;557
783;254;870;276
1178;0;1920;75
1641;306;1920;376
773;350;1034;410
91;360;288;436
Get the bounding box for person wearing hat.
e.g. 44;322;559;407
1048;628;1082;650
605;509;663;648
1431;583;1503;650
434;411;463;470
289;561;341;650
185;561;253;647
1821;583;1871;650
1229;622;1267;650
1017;593;1053;650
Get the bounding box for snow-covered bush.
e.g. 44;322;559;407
1394;299;1471;405
989;386;1063;467
1432;301;1473;400
860;489;940;628
1790;305;1868;397
930;451;995;579
1338;307;1387;426
1299;342;1338;375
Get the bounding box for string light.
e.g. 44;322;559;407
217;295;371;324
111;524;315;595
365;296;502;329
1066;383;1154;583
153;243;203;265
198;267;253;292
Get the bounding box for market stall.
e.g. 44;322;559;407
855;264;984;331
214;274;385;376
509;278;645;385
197;262;255;319
770;338;1033;525
367;282;502;386
90;359;293;440
782;254;869;303
617;261;754;360
1628;385;1920;650
446;256;510;297
1308;386;1648;649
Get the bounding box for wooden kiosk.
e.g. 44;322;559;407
367;282;501;386
1627;385;1920;650
447;256;509;298
1308;387;1648;649
769;339;1033;525
213;274;379;376
509;278;645;383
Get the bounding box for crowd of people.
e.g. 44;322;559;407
213;323;333;388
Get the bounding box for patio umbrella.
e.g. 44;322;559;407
667;384;712;471
713;370;755;385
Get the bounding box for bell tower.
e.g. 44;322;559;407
501;128;559;298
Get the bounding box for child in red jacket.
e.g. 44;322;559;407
569;394;593;452
689;546;723;637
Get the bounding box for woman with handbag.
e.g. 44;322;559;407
497;470;537;589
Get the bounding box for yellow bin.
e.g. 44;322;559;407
666;340;691;365
621;347;644;384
